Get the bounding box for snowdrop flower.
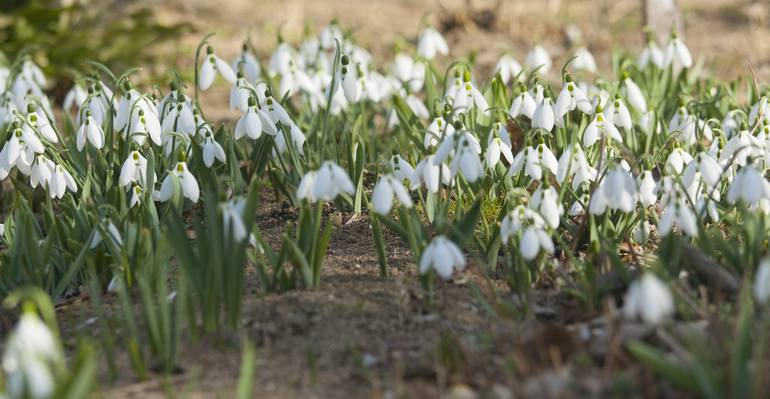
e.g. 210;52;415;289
621;73;647;113
390;155;415;184
222;197;249;242
26;107;58;144
412;155;451;193
638;170;658;206
338;54;359;103
372;174;413;215
202;132;226;167
721;129;762;167
532;98;555;132
114;86;154;133
754;258;770;305
495;54;522;84
500;205;554;261
0;123;42;178
589;165;638;214
130;185;143;208
119;151;151;187
229;73;253;113
623;273;674;325
485;122;514;169
392;53;425;93
663;32;693;69
235;97;276;140
297;161;354;202
749;96;769;127
158;161;200;203
583;105;622;147
160;97;196;137
451;70;489;116
571;47;597;73
509;143;558;181
273;121;307;156
554;75;591;126
683;151;722;188
525;45;552;74
199;45;237;91
722;110;741;138
417;27;449;59
90;220;123;249
131;107;163;145
231;43;261;84
76;111;104;151
509;83;537;119
530;185;562;229
424;116;455;149
659;192;698;237
30;155;53;189
49;164;77;199
63;83;87;112
556;144;597;190
434;129;484;182
727;165;770;206
419;235;465;280
638;35;665;69
665;145;693;174
608;95;632;130
2;310;60;399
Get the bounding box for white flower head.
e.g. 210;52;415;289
623;273;674;325
199;45;237;91
372;174;413;215
297;161;355;203
419;235;465;279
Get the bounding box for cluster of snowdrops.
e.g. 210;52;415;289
1;22;770;398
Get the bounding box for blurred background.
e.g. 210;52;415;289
2;0;770;99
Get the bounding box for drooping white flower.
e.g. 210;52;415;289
583;105;622;147
434;130;484;183
90;220;123;249
749;96;770;127
622;75;647;113
554;76;591;126
509;143;558;181
76;112;105;151
500;205;554;261
556;144;597;190
532;98;554;132
157;161;200;203
2;311;60;399
571;47;597;73
235;98;276;140
754;258;770;305
495;54;522;84
683;151;722;188
63;83;87;112
509;86;537;120
663;33;693;69
530;185;562;229
411;154;451;193
721;129;762;167
390;155;415;184
229;75;253;113
130;185;143;208
608;96;633;130
231;43;261;84
424;116;455;149
525;45;552;74
623;273;674;325
589;165;638;214
727;165;770;207
202;133;226;167
659;194;698;237
48;164;77;199
638;170;658;206
450;70;489;116
296;161;355;203
392;53;425;93
119;151;152;188
372;174;413;215
638;38;665;70
222;197;249;242
417;27;449;60
665;146;693;175
26;108;58;144
419;235;465;280
338;54;359;103
485;123;514;169
199;45;237;91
